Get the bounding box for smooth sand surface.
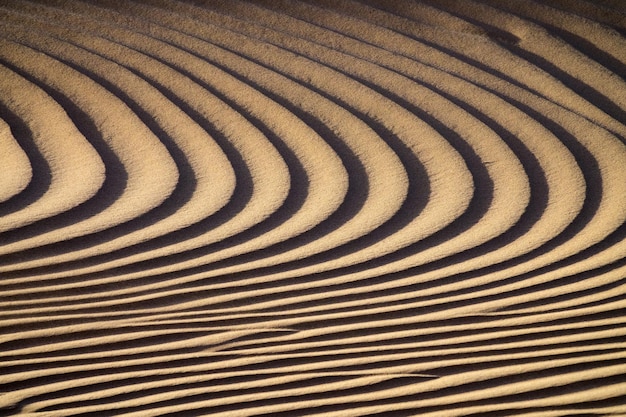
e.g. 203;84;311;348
1;0;626;415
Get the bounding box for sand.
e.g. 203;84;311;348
0;0;625;415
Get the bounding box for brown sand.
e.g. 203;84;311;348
0;0;625;415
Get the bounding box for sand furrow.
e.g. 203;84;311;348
0;0;410;290
0;11;238;267
268;0;626;137
167;0;626;313
422;0;626;125
0;0;624;415
142;0;529;277
6;344;623;410
0;38;179;253
482;0;626;72
0;2;346;276
13;360;626;416
7;0;619;316
187;2;591;266
0;118;32;204
0;60;105;232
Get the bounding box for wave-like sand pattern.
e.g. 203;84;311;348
1;0;625;415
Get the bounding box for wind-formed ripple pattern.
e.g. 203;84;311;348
1;0;625;415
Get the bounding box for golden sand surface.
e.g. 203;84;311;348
0;0;625;415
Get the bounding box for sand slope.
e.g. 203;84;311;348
1;0;625;415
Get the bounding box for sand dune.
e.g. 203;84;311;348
1;0;625;415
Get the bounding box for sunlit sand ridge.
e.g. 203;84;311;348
1;0;625;415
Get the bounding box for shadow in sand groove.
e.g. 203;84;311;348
0;102;51;218
0;56;127;244
0;42;201;253
0;1;625;415
21;38;370;282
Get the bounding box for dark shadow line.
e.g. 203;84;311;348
231;319;624;359
0;340;217;375
355;0;626;133
523;18;626;83
0;345;240;392
179;57;429;269
159;81;509;304
0;37;199;263
135;4;545;278
0;27;370;286
175;29;610;314
170;9;555;273
355;370;626;417
6;33;310;278
52;354;622;417
156;39;370;260
267;331;626;358
414;0;626;125
195;250;626;324
61;59;256;266
311;23;621;315
226;342;625;369
15;4;604;308
229;235;625;323
344;81;605;304
100;40;311;259
0;325;217;354
376;78;599;277
0;0;477;294
303;0;551;104
0;4;616;316
65;375;415;417
0;102;51;217
0;53;128;245
0;38;258;279
193;252;624;316
506;38;626;125
258;310;626;346
30;374;373;417
500;275;626;312
256;269;626;329
0;312;148;335
35;373;353;414
285;348;621;378
75;23;424;280
484;96;602;259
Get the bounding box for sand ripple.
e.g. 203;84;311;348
1;0;625;415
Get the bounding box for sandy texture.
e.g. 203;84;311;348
1;0;625;415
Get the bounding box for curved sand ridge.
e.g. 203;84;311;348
0;0;625;415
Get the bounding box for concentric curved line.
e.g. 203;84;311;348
0;0;625;416
0;118;32;205
0;59;106;233
2;0;596;316
0;2;346;280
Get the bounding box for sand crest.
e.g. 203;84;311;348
1;0;625;415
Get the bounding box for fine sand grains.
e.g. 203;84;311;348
1;0;626;416
0;118;32;204
0;60;106;232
